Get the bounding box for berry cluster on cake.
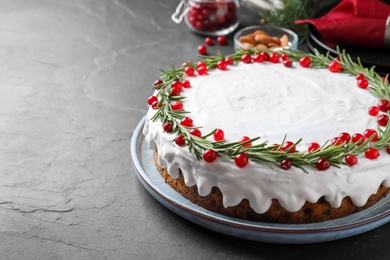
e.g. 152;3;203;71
143;48;390;223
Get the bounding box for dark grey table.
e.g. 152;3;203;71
1;0;389;259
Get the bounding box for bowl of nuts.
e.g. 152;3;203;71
234;25;298;51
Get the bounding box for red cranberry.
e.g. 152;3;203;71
280;159;292;170
378;99;390;112
308;142;321;152
213;129;224;141
345;154;358;166
363;129;378;142
203;149;217;163
190;128;202;137
365;148;380;160
299;56;311;67
235;153;249;168
217;36;227;45
316;158;330;171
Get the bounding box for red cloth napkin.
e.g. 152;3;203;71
295;0;390;48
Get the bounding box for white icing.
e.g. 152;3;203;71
143;61;390;213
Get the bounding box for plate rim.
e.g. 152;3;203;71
131;116;390;242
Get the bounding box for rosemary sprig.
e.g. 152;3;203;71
150;48;390;172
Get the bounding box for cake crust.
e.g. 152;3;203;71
154;151;390;224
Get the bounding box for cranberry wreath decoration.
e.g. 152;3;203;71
148;48;390;172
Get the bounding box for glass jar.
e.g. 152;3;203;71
172;0;240;36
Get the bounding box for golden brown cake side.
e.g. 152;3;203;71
154;151;390;224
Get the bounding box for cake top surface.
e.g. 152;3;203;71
184;62;376;147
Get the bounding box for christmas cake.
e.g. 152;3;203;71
142;49;390;223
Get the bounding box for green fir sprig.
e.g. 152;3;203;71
257;0;339;41
150;48;390;173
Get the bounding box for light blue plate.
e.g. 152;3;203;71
131;117;390;244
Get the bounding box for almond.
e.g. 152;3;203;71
242;42;254;47
255;43;268;50
239;35;256;45
280;34;289;47
252;30;266;36
268;43;281;49
272;37;281;45
254;34;274;45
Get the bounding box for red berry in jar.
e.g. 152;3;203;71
365;148;380;160
194;20;204;31
235;153;249;168
316;158;330;171
378;99;390;112
203;149;217;163
213;128;225;141
345;154;358;166
198;45;207;55
185;0;239;35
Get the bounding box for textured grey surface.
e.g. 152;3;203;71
1;0;390;259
